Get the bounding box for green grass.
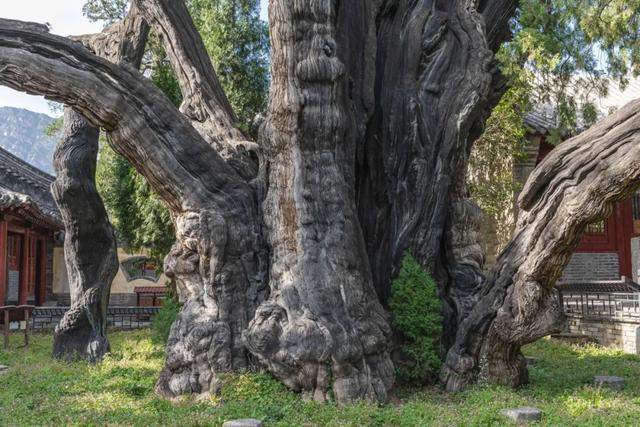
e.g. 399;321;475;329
1;331;639;426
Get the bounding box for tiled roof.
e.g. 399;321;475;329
525;77;640;135
524;106;558;135
557;280;640;294
0;146;61;228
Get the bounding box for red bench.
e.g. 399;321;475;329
0;305;35;349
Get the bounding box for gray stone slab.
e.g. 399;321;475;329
594;376;625;391
0;365;8;373
500;407;542;424
222;419;263;427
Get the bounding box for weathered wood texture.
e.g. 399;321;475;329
0;12;265;396
130;0;268;398
243;0;393;403
444;99;640;391
354;0;514;349
51;109;119;362
51;5;149;362
134;0;259;180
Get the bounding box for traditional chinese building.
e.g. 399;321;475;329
0;146;169;307
0;146;61;306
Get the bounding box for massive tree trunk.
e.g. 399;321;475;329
51;109;119;362
51;5;149;361
3;0;637;403
242;1;394;403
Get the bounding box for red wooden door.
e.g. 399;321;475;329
27;237;36;300
6;233;21;303
7;234;20;271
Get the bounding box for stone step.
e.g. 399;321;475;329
500;407;542;424
222;419;263;427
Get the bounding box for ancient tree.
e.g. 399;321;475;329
52;7;149;361
51;109;119;361
1;0;636;403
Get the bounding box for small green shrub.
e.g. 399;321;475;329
389;252;443;384
151;297;181;344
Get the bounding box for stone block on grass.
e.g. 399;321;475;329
594;376;625;391
222;419;263;427
500;407;542;424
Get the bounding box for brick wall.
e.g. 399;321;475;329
32;306;160;331
110;293;137;306
560;253;619;282
566;315;639;354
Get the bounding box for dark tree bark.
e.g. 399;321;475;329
51;109;119;362
3;0;629;403
51;5;149;362
443;99;640;390
242;1;394;403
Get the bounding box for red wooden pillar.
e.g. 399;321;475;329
0;219;7;306
38;237;47;306
18;230;30;305
616;200;634;279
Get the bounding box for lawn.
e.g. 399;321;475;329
1;330;640;426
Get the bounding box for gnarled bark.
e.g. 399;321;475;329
52;5;149;361
443;98;640;391
51;109;119;362
243;0;394;403
354;0;514;350
0;12;265;397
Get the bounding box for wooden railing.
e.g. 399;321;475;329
558;289;640;321
31;306;161;331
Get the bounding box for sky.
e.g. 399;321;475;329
0;0;269;117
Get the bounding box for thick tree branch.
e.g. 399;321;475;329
133;0;258;180
52;109;119;362
444;98;640;391
74;1;149;67
0;17;250;213
0;17;267;397
479;0;518;51
52;4;150;362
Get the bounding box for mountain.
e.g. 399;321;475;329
0;106;57;174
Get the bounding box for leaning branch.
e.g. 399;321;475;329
0;18;252;214
74;1;149;67
133;0;258;180
444;98;640;391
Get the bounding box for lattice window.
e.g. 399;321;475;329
121;256;159;282
585;220;605;235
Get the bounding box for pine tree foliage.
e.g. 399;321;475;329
470;0;640;259
389;253;443;384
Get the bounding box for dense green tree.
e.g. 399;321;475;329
389;253;443;384
83;0;128;24
189;0;268;134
